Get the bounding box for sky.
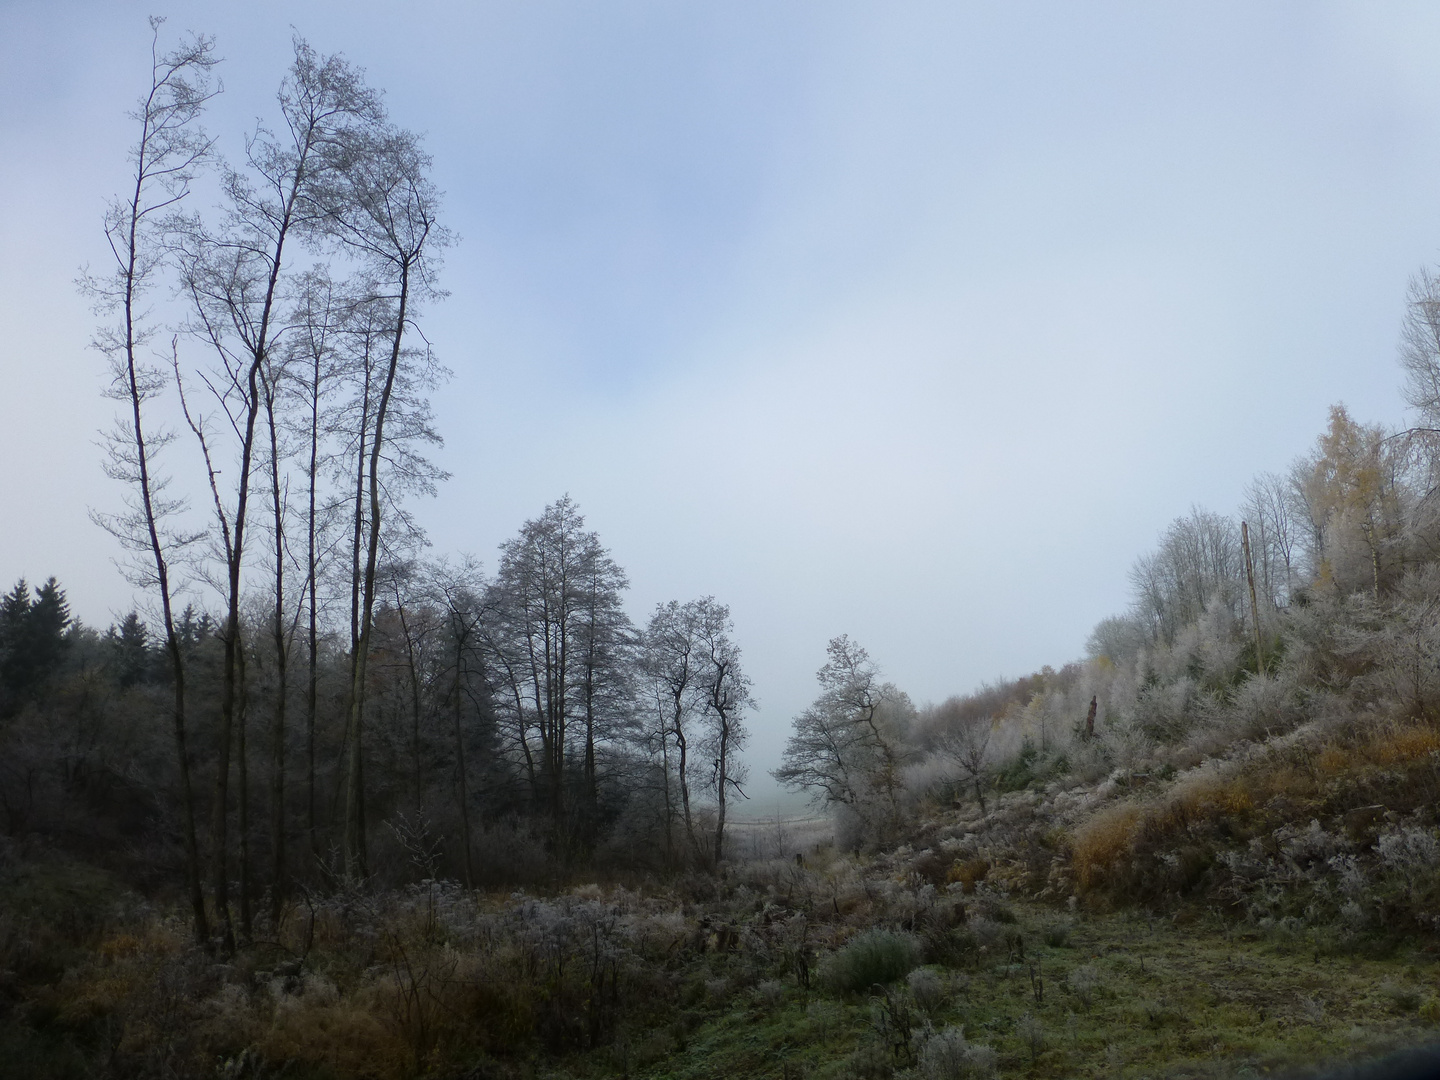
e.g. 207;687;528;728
5;2;1440;807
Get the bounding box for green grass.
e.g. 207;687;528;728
605;903;1440;1080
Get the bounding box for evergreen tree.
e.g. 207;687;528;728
0;577;72;714
109;612;152;688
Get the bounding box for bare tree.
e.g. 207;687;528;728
316;125;451;879
934;699;993;813
172;38;383;943
1129;507;1244;645
1401;268;1440;432
693;600;751;865
774;636;909;844
431;559;487;887
1243;472;1301;609
482;498;631;862
285;269;349;858
83;18;217;947
640;600;705;860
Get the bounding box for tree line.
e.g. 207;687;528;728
19;22;754;955
770;267;1440;846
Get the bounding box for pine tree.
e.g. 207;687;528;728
110;612;152;688
0;577;72;714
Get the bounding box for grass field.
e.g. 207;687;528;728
600;900;1440;1080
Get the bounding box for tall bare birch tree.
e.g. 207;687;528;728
84;18;218;947
317;128;451;878
173;41;382;944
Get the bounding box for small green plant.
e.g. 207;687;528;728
819;929;921;995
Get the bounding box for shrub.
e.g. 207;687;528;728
1042;920;1072;947
755;979;784;1008
1381;980;1421;1013
907;966;946;1013
916;1025;998;1079
1068;964;1099;1010
1017;1011;1045;1062
819;929;921;995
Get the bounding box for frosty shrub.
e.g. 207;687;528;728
1229;672;1300;740
1132;677;1200;743
966;916;1006;951
1339;900;1370;931
907;966;946;1013
1327;854;1371;899
755;979;784;1008
819;929;921;995
1017;1011;1045;1062
916;1025;998;1080
1376;827;1440;874
1106;721;1157;774
1278;820;1345;867
1068;964;1100;1010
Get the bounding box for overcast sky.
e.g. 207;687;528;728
5;2;1440;807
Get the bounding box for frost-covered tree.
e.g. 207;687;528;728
774;635;911;844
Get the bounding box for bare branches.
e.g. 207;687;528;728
774;636;911;846
81;19;218;947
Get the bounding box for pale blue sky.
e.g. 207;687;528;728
4;2;1440;803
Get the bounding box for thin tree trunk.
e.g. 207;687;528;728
451;629;473;887
305;370;320;858
345;263;412;878
340;369;369;876
395;595;424;811
237;640;252;944
673;694;695;858
659;697;673;865
713;715;729;866
101;27;216;951
264;376;289;926
1242;521;1266;676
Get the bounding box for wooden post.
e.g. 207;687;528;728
1242;521;1266;677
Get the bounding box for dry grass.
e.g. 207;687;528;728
1369;723;1440;765
1071;805;1142;891
944;858;991;893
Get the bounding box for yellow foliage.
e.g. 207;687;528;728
1072;805;1142;891
1369;725;1440;765
945;858;990;893
1171;776;1254;816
